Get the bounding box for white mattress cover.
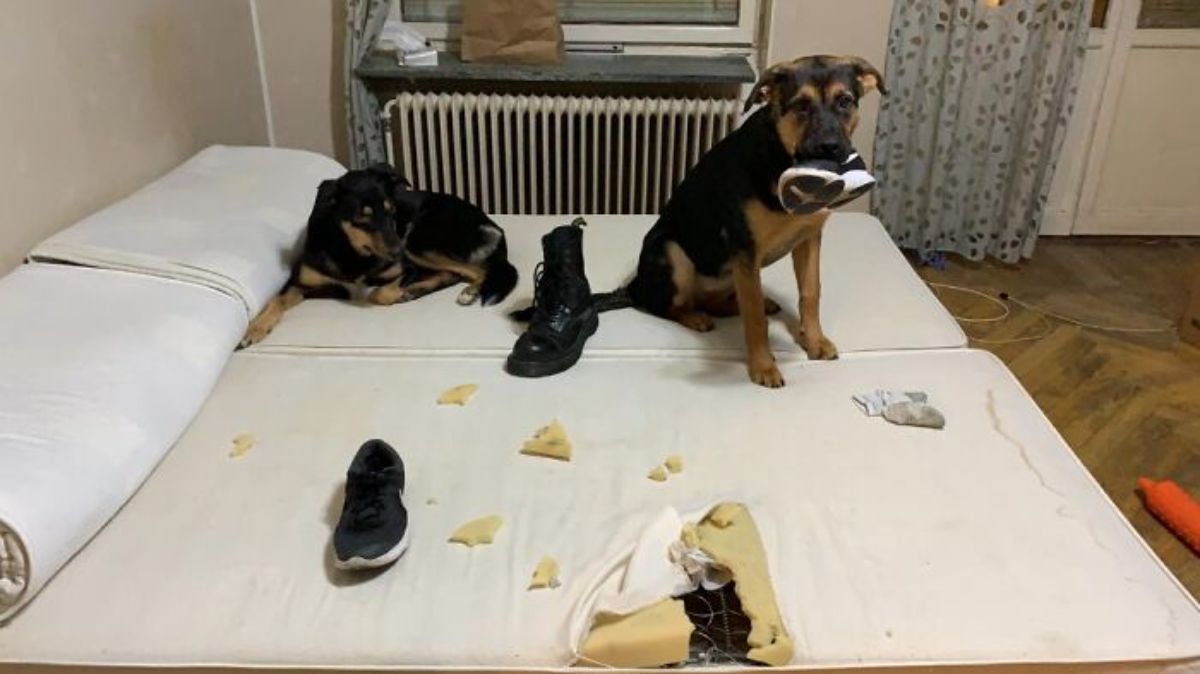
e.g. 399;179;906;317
0;264;246;621
29;145;346;318
1;349;1195;671
252;213;967;356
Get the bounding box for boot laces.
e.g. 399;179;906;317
529;262;566;323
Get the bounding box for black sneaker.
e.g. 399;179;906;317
827;152;875;208
777;151;876;213
506;218;599;378
333;439;409;570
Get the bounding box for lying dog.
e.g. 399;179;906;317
606;55;886;388
240;164;517;347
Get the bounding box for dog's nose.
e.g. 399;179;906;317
814;140;845;160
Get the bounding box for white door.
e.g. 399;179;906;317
1071;0;1200;235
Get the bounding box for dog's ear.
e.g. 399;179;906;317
844;56;888;96
314;179;339;206
366;162;413;192
744;63;794;113
366;162;396;177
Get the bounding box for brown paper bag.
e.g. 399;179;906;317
461;0;565;65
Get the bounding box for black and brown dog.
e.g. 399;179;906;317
606;55;886;388
240;164;517;347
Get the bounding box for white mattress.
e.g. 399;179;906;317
2;349;1195;671
0;264;246;621
30;145;346;318
252;213;967;356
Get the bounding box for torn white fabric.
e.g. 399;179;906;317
852;390;929;416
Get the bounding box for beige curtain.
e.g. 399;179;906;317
872;0;1091;262
345;0;391;168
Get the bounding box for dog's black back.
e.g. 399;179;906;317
626;107;790;315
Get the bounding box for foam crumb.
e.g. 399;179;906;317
528;555;561;590
438;384;479;406
520;420;572;461
448;515;503;547
229;433;255;459
664;455;683;474
647;465;668;482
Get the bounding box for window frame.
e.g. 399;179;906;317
392;0;761;47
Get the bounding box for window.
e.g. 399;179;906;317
397;0;757;46
402;0;738;25
1138;0;1200;28
1091;0;1109;28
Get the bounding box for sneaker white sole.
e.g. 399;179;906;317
777;167;843;214
334;529;411;571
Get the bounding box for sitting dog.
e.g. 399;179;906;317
609;55;886;388
240;164;517;347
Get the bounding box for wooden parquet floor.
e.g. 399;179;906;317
915;236;1200;599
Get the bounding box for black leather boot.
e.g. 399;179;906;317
506;218;598;378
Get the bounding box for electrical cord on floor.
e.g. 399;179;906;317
926;281;1175;345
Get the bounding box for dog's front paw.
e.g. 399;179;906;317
456;285;480;306
804;335;839;360
675;311;715;333
369;284;409;306
748;358;785;388
239;323;270;349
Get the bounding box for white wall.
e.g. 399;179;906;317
253;0;350;164
0;0;269;273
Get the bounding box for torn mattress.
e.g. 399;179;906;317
252;213;968;356
2;350;1196;670
0;264;245;621
28;145;345;318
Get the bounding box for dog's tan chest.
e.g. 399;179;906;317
742;199;824;267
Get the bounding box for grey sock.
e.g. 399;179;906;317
882;401;946;429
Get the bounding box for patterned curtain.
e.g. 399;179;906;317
345;0;391;168
872;0;1090;263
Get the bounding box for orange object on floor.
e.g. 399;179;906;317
1138;478;1200;555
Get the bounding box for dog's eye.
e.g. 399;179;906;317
836;95;856;111
791;98;813;115
362;206;374;216
384;200;394;212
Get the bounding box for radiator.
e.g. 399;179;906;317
382;92;741;215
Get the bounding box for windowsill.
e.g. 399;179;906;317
355;51;755;85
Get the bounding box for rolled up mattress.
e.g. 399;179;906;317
29;145;345;318
0;264;245;621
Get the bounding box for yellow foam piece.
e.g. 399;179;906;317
520;420;572;461
579;598;693;668
647;465;668;482
664;455;684;474
697;503;793;666
228;433;254;459
448;515;503;547
437;383;478;406
707;502;740;528
528;555;560;590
